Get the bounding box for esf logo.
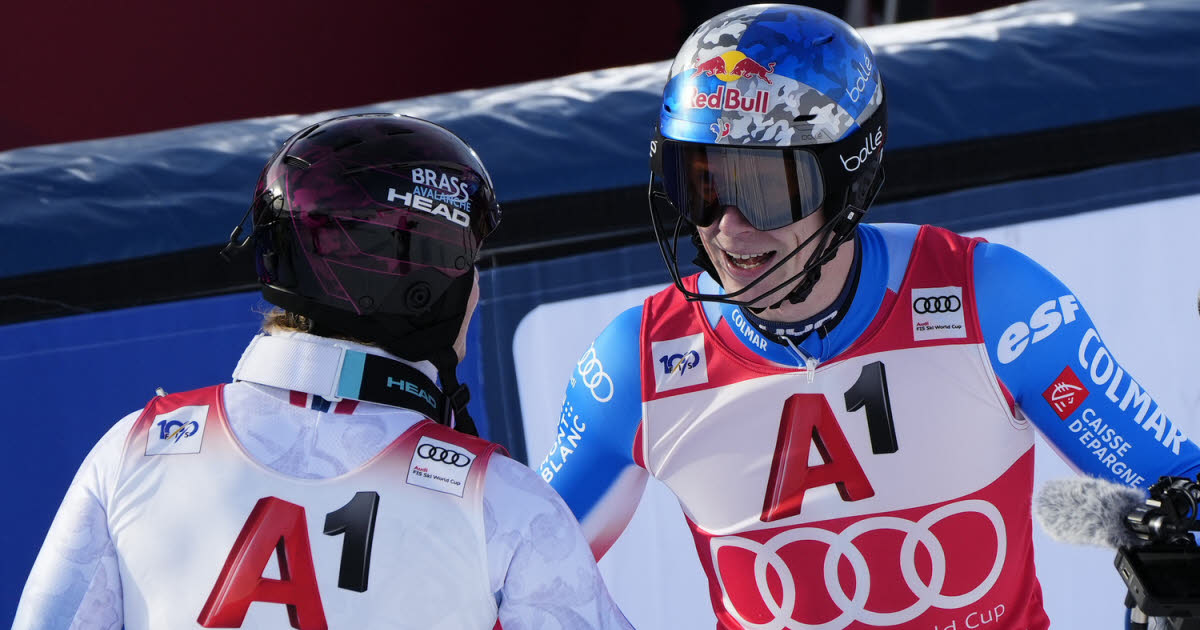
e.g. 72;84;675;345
157;419;199;443
659;351;701;376
912;295;961;314
996;295;1080;364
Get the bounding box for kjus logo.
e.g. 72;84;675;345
417;443;471;467
839;126;884;172
1042;366;1089;420
659;350;701;376
146;405;208;456
711;500;1006;629
576;345;614;403
912;295;961;314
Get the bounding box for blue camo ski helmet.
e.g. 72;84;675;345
649;4;886;308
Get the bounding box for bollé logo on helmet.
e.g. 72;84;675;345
839;126;884;172
847;56;874;103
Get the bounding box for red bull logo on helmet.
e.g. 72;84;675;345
686;51;775;115
689;51;776;84
689;86;769;115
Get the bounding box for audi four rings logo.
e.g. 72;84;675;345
711;500;1006;630
912;295;962;314
577;345;614;403
416;444;471;467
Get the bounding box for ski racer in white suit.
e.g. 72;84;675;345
540;6;1200;630
14;114;633;630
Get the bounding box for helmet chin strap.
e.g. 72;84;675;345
429;346;478;437
745;209;856;314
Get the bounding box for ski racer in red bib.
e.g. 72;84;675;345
539;5;1200;630
15;114;633;630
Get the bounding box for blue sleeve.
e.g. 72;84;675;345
974;241;1200;488
538;305;646;523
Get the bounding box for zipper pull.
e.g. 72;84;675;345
806;356;818;383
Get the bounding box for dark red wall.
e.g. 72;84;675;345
1;1;681;151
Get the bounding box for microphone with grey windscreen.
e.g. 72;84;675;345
1035;475;1149;549
1038;476;1200;628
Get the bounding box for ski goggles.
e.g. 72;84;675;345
657;142;826;232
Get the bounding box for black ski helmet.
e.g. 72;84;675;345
240;113;500;430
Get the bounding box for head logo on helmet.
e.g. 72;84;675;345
236;113;501;431
649;4;887;309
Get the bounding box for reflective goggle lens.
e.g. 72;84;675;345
660;142;825;231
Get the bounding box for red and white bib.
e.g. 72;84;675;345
110;385;501;630
638;226;1046;630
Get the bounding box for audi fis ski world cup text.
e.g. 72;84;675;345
407;437;474;497
911;286;966;340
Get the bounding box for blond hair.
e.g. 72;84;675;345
260;307;372;346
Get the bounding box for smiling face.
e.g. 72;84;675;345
695;205;829;310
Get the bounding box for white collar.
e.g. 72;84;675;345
231;331;439;402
